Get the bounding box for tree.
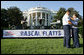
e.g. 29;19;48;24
1;8;9;29
67;7;83;27
67;8;79;17
7;6;23;28
53;7;83;28
53;7;66;27
1;7;24;29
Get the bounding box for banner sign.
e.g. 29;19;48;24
3;29;64;37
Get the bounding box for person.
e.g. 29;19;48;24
69;14;80;48
62;10;71;48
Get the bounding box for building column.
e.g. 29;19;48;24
26;15;29;26
48;14;50;26
31;13;33;29
45;13;47;26
41;12;42;26
35;12;37;26
28;14;30;26
49;14;52;26
31;13;33;26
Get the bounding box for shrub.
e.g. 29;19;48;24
78;26;83;38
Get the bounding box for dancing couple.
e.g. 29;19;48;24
62;10;80;48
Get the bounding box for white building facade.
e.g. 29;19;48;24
23;7;57;29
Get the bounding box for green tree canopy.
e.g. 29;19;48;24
53;7;66;26
7;6;23;26
53;7;83;28
1;7;24;29
1;8;9;29
67;7;83;27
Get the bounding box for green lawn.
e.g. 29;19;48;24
1;38;83;54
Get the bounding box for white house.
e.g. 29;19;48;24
22;6;59;29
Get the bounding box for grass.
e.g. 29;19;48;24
1;38;83;54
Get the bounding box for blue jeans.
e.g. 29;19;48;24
63;25;71;48
72;28;80;48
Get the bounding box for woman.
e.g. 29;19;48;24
68;14;80;48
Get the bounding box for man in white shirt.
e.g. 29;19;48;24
62;10;71;48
